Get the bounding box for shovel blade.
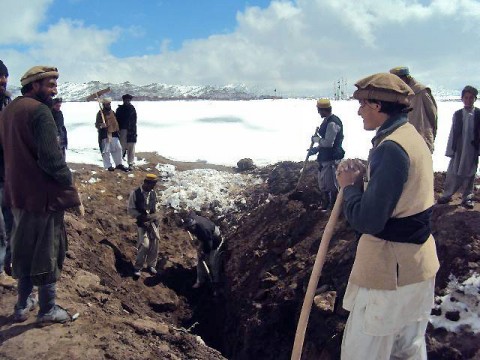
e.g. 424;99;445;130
85;87;111;101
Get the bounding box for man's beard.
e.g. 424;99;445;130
35;91;54;107
0;82;6;96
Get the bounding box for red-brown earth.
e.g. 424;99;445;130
0;153;479;360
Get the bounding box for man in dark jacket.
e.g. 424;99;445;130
307;98;345;210
0;59;15;288
116;94;137;169
0;65;83;325
184;213;224;290
51;97;68;160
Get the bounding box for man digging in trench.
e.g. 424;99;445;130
336;73;439;359
184;212;224;295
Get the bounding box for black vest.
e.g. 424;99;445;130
317;114;345;162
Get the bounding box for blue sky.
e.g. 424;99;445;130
1;0;480;97
43;1;272;56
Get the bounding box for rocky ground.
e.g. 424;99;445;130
0;152;479;360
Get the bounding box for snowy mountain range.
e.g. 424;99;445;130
7;81;460;102
8;81;280;102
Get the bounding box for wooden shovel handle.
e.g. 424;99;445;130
290;189;344;360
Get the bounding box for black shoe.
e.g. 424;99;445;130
116;164;130;172
437;196;451;204
461;200;474;209
107;166;115;172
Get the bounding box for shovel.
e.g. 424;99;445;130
290;189;344;360
289;127;319;201
87;87;111;142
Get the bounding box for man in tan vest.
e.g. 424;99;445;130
336;73;439;359
390;66;438;152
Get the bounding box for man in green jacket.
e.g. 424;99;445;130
0;66;82;325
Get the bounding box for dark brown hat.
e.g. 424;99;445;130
0;60;8;77
53;97;63;104
122;93;133;100
353;73;414;106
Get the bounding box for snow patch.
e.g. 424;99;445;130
430;273;480;333
157;164;263;213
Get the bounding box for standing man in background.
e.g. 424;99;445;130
116;94;137;169
51;97;68;160
390;66;438;152
96;98;129;172
437;86;479;209
0;59;15;288
0;65;83;324
307;99;345;210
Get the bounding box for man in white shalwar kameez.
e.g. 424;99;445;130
437;86;479;209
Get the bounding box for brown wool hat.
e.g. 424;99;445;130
122;93;133;100
353;73;414;106
20;66;59;86
316;98;331;108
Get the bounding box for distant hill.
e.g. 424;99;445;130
8;81;280;102
7;80;459;102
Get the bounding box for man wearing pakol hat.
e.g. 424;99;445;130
307;98;345;210
51;97;68;160
336;73;439;359
0;59;15;288
115;94;137;170
127;174;160;277
0;65;84;325
183;212;224;294
437;85;480;209
390;66;438;152
95;97;130;172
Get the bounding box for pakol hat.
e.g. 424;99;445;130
316;98;331;108
122;93;133;100
0;60;8;77
389;66;410;77
353;73;414;106
144;173;158;183
101;97;112;104
20;66;59;86
53;97;63;104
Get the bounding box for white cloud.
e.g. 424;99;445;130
2;0;480;96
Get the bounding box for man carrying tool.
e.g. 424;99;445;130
307;99;345;210
95;98;129;172
127;174;160;278
184;213;224;292
336;73;439;359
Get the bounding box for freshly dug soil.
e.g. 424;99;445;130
0;153;478;360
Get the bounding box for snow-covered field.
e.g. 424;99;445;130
63;99;463;172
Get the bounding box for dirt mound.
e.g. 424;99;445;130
1;154;479;360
